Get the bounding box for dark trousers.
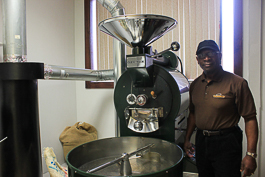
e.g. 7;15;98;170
195;127;243;177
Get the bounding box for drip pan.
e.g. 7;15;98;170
66;136;184;177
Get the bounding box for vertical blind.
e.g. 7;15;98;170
96;0;220;79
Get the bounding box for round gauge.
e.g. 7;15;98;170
126;94;136;105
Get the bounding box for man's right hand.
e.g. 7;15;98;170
183;140;195;158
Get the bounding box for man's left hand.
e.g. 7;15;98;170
240;155;257;177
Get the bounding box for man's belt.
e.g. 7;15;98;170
198;126;238;136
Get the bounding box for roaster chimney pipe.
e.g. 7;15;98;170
2;0;27;62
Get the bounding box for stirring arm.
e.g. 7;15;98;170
86;143;154;174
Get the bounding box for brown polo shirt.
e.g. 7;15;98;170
189;68;256;130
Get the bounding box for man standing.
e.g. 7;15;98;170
184;40;258;177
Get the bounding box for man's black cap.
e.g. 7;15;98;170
196;40;220;55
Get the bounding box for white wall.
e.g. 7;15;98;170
28;0;77;173
28;0;115;173
27;0;77;173
242;0;264;176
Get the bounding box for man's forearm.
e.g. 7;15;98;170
244;117;259;153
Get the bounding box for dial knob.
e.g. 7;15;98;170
136;94;147;106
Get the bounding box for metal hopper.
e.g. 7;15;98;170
98;14;177;48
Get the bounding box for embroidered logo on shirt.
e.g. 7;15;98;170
213;93;225;98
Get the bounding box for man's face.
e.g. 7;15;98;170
196;49;222;74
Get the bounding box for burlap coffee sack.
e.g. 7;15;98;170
59;122;97;159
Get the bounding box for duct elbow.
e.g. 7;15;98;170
97;0;125;16
110;1;125;16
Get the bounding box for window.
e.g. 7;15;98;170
85;0;240;88
221;0;234;73
220;0;243;76
85;0;114;88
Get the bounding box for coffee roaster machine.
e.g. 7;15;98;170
0;0;190;176
101;15;190;143
67;14;190;177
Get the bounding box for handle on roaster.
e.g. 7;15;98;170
151;41;180;58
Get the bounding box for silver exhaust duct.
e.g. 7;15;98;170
97;0;125;17
2;0;27;62
43;0;126;82
96;0;126;81
1;0;126;80
97;0;126;137
42;0;126;82
44;64;114;81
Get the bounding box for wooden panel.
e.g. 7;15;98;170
85;0;91;70
85;0;114;89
